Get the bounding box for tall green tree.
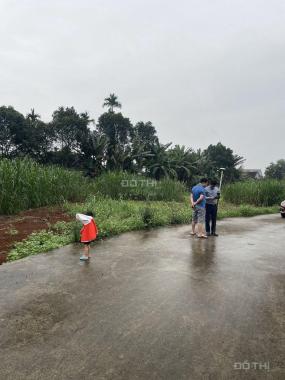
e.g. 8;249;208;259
0;101;246;184
25;114;54;163
0;106;28;157
97;111;133;170
51;107;91;151
51;107;92;167
81;131;108;176
134;122;158;148
265;159;285;180
203;142;244;182
130;122;159;172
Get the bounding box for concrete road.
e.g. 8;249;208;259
0;214;284;380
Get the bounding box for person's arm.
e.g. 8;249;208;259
205;189;215;200
76;213;92;225
190;193;194;208
194;194;205;205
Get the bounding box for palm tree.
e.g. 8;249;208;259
27;108;40;123
167;145;199;181
83;132;108;175
103;93;122;112
106;144;132;171
147;143;177;180
130;131;154;172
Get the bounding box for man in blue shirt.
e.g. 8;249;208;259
190;178;208;238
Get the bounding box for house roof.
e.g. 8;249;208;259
241;169;263;178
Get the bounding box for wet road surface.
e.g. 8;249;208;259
0;214;284;380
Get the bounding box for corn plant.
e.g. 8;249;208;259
223;180;285;206
0;158;96;214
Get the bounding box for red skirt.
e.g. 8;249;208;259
80;219;98;242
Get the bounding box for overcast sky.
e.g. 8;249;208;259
1;0;285;170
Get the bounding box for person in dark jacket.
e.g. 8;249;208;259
205;179;220;236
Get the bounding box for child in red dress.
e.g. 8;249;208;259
76;211;98;261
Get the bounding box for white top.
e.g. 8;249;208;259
76;213;93;225
281;200;285;207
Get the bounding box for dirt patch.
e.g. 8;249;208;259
0;207;72;264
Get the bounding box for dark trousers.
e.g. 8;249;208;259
205;204;217;234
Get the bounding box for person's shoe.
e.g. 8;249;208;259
206;232;211;236
80;255;89;261
211;232;219;237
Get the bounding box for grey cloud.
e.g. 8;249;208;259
0;0;285;170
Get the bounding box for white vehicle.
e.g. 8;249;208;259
280;200;285;218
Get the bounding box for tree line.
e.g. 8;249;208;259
0;93;269;184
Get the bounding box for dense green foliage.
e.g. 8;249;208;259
0;158;96;214
0;159;187;214
202;143;244;182
217;203;277;218
8;222;73;261
2;154;283;217
70;197;192;236
93;171;187;201
0;95;245;183
223;180;285;206
265;159;285;180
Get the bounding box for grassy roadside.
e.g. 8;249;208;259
7;198;278;262
217;203;278;218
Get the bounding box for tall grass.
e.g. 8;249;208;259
0;161;187;215
93;171;187;202
223;180;285;206
0;158;96;214
3;158;280;220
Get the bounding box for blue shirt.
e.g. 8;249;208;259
192;184;206;208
